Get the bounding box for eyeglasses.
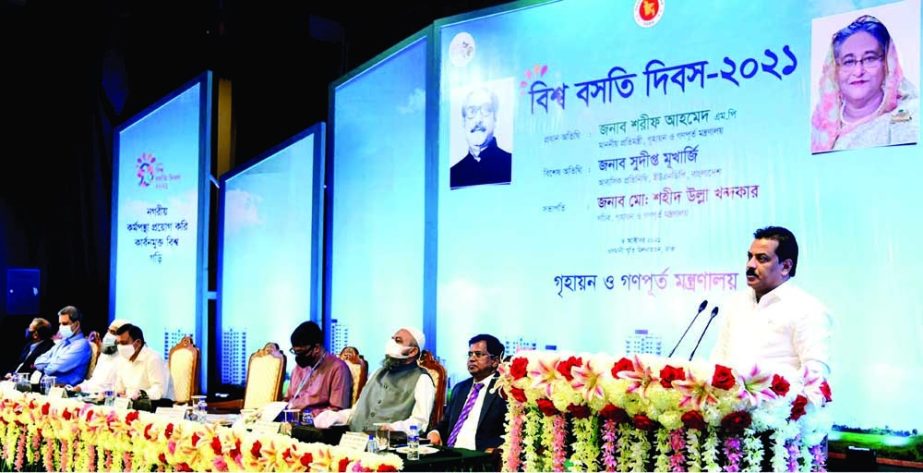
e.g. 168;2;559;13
467;351;494;359
464;104;495;119
289;345;315;355
838;54;883;71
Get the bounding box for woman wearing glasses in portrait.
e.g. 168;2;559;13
811;15;919;153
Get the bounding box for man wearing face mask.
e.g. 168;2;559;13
113;324;173;402
5;318;55;378
314;327;435;434
284;321;353;416
33;306;92;386
71;319;130;393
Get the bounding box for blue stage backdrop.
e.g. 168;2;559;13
217;125;325;384
434;0;921;432
110;72;212;388
329;32;431;365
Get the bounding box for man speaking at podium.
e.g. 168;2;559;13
711;226;832;378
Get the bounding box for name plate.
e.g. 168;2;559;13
0;381;14;393
48;387;65;399
249;421;281;435
339;431;371;452
155;406;187;420
113;398;131;410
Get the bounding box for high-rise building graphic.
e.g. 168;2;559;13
330;318;350;355
624;329;662;356
163;329;188;356
504;337;538;356
221;329;249;385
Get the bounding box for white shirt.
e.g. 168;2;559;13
114;345;174;401
711;281;832;377
77;353;119;392
320;374;435;434
452;377;490;450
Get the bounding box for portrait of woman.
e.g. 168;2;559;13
811;14;919;153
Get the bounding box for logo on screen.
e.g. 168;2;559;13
634;0;663;28
449;32;476;67
136;153;157;188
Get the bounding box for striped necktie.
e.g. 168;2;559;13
446;382;484;447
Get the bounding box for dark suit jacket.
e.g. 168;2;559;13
435;374;508;450
450;138;512;189
16;339;55;373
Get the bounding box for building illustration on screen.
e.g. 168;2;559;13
330;318;350;355
163;329;189;356
221;329;249;385
504;337;538;355
624;329;662;356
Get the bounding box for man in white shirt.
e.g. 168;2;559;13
712;226;832;378
72;319;129;393
427;334;508;451
314;327;434;434
113;324;174;402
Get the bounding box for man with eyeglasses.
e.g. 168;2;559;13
284;321;353;416
426;334;508;451
450;86;513;189
314;327;435;435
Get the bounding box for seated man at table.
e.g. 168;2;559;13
71;319;130;393
113;324;173;403
33;306;92;386
314;327;434;434
6;317;55;378
285;321;353;415
427;334;508;451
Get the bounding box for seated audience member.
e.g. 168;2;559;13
6;318;55;378
314;327;434;434
427;334;508;451
285;321;353;415
72;319;130;392
33;306;92;386
113;324;173;402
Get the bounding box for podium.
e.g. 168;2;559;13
496;352;832;472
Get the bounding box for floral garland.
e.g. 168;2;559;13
0;391;404;472
498;351;832;472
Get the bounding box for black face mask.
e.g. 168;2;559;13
24;329;33;340
295;354;315;368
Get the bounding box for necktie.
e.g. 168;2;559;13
447;382;484;447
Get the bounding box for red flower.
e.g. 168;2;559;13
250;440;262;458
176;462;192;472
125;411;139;424
338;458;350;472
820;381;832;403
720;411;752;434
158;453;167;464
567;404;590;419
536;399;559;417
633;414;658;432
191;433;201;447
510;357;529;380
510;387;527;403
230;439;242;459
789;395;808;421
556;356;583;382
378;465;398;472
681;410;706;431
711;364;736;390
770;374;790;397
611;357;634;378
659;365;686;388
62;409;72;420
85;409;94;422
210;437;222;456
165;423;174;438
41;403;50;416
144;424;154;441
300;453;313;468
598;404;629;424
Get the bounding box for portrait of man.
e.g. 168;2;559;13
450;82;514;189
810;1;920;153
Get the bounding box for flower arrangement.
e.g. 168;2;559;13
0;391;404;472
497;351;832;472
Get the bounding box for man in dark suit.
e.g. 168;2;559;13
450;87;512;189
6;318;55;377
427;334;508;451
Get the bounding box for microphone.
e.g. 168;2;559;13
667;300;708;358
689;307;719;361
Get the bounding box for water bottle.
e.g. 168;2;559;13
367;434;379;454
406;424;420;460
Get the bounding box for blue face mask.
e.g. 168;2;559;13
25;328;32;340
